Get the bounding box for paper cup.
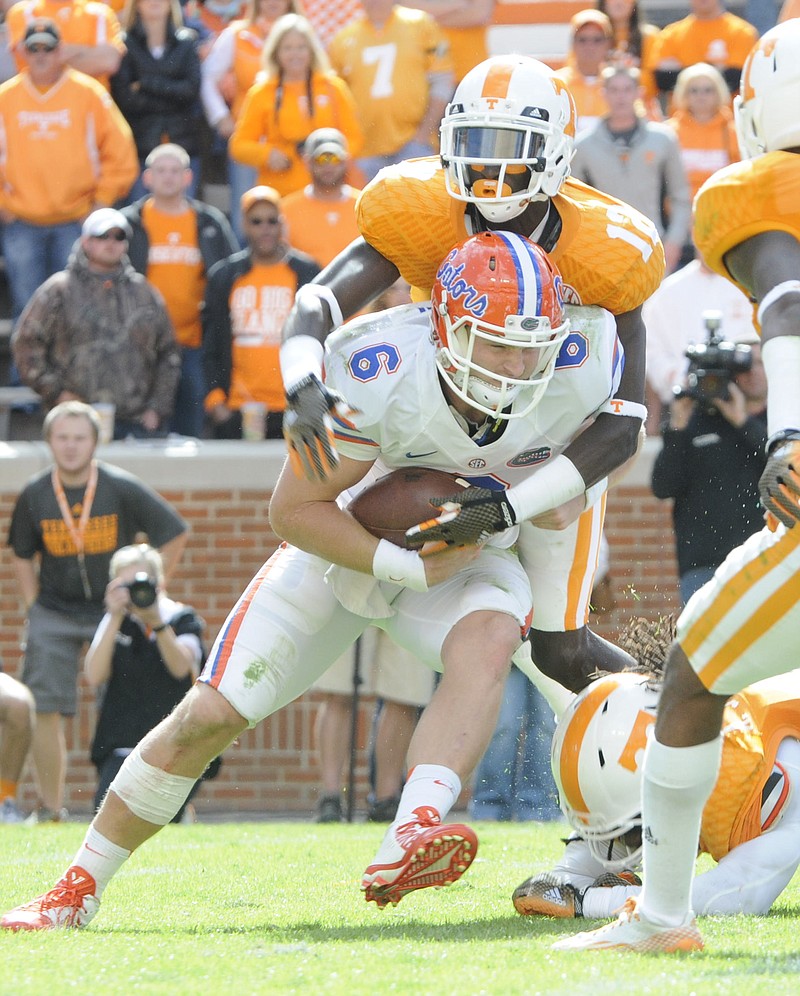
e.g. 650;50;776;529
92;402;116;444
241;402;267;441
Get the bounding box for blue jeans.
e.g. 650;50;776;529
469;664;562;822
170;345;206;438
680;566;717;607
3;219;82;319
227;155;257;248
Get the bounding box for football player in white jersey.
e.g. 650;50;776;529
279;54;661;695
511;621;800;924
2;232;625;931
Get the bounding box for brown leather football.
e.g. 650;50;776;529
347;468;468;547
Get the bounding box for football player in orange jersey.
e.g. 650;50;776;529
553;20;800;954
279;53;664;694
511;620;800;923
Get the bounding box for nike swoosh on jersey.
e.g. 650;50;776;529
405;450;438;459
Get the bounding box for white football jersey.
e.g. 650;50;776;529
325;301;623;529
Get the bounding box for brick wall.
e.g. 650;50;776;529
0;438;680;818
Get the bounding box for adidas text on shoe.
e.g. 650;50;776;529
551;899;703;953
512;874;584;918
362;809;478;908
1;867;99;931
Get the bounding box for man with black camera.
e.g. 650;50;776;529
7;401;187;823
84;545;206;820
651;315;768;604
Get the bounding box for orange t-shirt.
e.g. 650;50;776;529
227;262;299;412
651;13;758;74
281;186;360;267
141;201;205;349
667;107;739;201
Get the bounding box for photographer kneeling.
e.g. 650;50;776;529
85;545;208;820
651;318;768;605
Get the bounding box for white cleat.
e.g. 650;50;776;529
551;899;704;953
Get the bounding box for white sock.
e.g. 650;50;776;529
392;764;461;827
70;826;131;898
639;735;722;926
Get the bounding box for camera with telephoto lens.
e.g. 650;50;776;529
673;310;752;406
125;572;157;608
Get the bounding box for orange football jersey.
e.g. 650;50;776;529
700;675;800;861
693;151;800;317
355;157;665;314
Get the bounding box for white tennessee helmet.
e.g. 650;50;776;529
735;20;800;159
431;231;570;420
551;672;660;872
440;55;577;222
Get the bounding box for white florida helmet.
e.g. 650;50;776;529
551;672;660;872
440;55;577;222
734;20;800;159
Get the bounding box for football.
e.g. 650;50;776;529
347;468;468;547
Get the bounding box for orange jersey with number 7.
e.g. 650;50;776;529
355;157;665;312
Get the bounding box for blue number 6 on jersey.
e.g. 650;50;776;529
347;342;403;382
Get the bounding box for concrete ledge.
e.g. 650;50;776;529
0;434;662;493
0;438;289;492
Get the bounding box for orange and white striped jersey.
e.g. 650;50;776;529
0;67;137;224
667;107;739;202
328;6;453;157
700;675;800;861
356;157;665;314
693;151;800;316
7;0;125;88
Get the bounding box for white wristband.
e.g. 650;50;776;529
761;335;800;438
506;455;586;522
295;283;344;328
756;280;800;327
372;539;428;592
279;335;324;394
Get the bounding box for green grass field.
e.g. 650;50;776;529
2;820;800;995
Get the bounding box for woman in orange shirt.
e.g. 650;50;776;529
229;13;362;197
667;62;739;265
201;0;303;242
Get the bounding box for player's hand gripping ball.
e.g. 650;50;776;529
347;469;469;548
405;486;518;548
